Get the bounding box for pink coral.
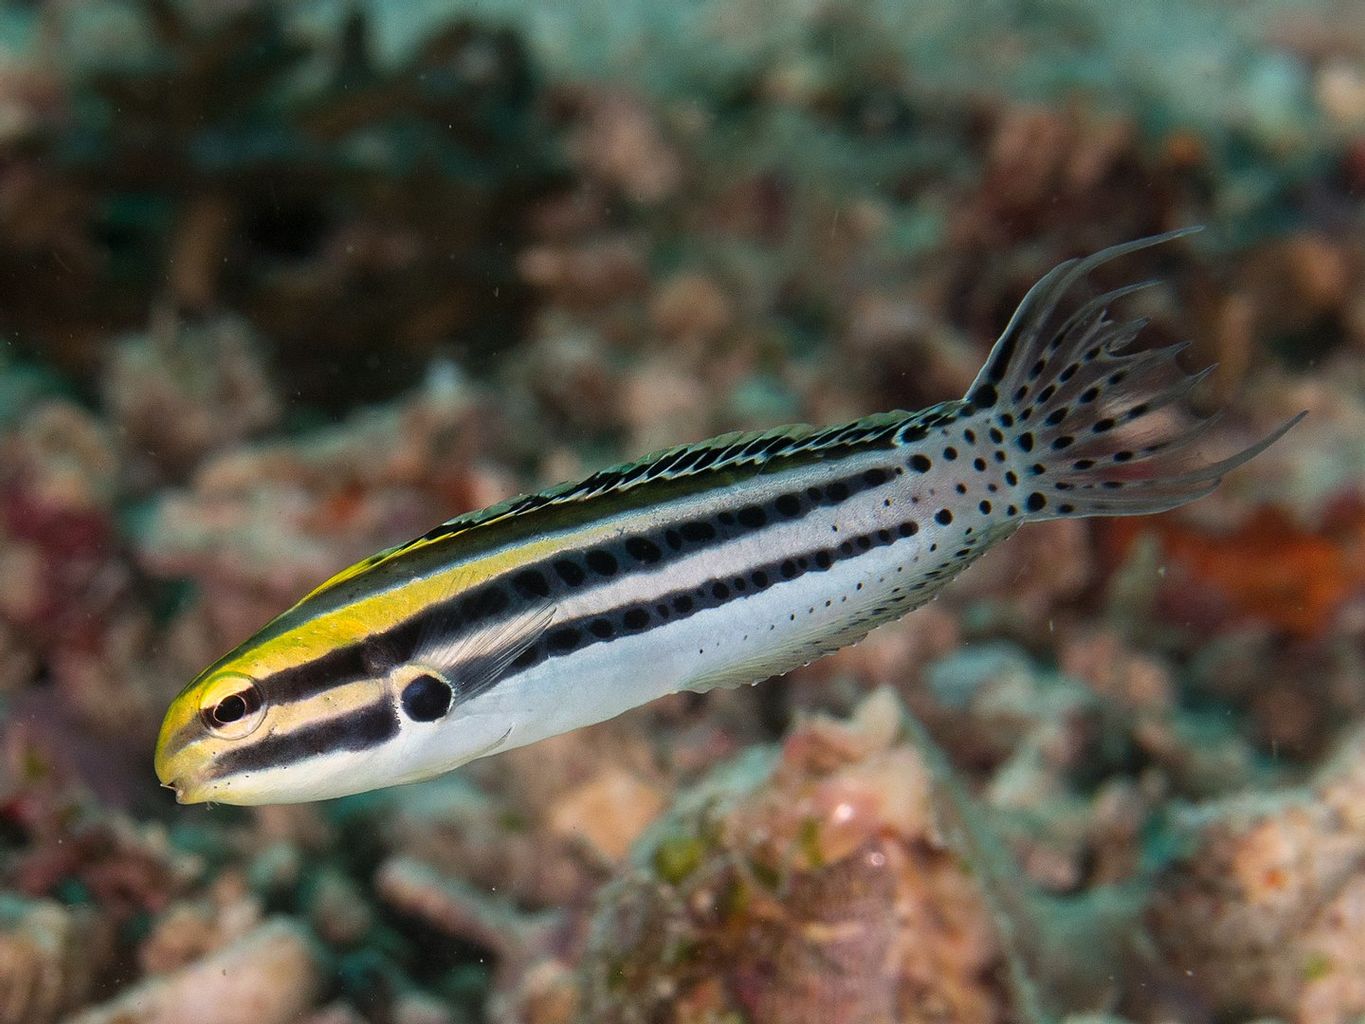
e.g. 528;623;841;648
1147;726;1365;1022
578;690;1011;1024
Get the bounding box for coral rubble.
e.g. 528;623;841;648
0;1;1361;1022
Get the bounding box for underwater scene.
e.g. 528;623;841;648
2;1;1365;1022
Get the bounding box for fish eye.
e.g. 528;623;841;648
198;675;267;739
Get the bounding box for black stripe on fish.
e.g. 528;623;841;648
290;407;948;620
477;514;949;678
212;700;400;779
256;460;907;707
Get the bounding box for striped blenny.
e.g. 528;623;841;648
155;230;1300;805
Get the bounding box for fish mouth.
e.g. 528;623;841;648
156;749;209;805
158;773;196;804
154;745;181;801
162;776;215;805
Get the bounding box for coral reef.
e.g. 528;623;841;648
1146;727;1365;1023
577;689;1009;1024
0;0;1362;1022
0;897;113;1024
0;1;562;408
68;918;324;1024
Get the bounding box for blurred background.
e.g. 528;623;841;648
0;1;1363;1022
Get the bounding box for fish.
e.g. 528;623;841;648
154;228;1302;805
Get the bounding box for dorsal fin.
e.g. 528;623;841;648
299;410;923;602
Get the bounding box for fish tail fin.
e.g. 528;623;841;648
964;228;1303;520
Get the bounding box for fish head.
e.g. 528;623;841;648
155;662;276;805
154;614;527;806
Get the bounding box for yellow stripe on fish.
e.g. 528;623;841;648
154;229;1302;805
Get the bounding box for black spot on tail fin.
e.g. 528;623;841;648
967;228;1202;411
967;228;1303;519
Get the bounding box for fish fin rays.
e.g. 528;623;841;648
410;564;557;706
327;413;922;591
961;226;1302;521
420;599;557;707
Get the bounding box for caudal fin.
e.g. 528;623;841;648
965;228;1303;519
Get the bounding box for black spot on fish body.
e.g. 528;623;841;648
547;627;582;653
464;587;509;622
626;537;662;563
401;675;453;722
736;505;767;529
555;560;586;587
512;570;550;599
680;520;716;542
